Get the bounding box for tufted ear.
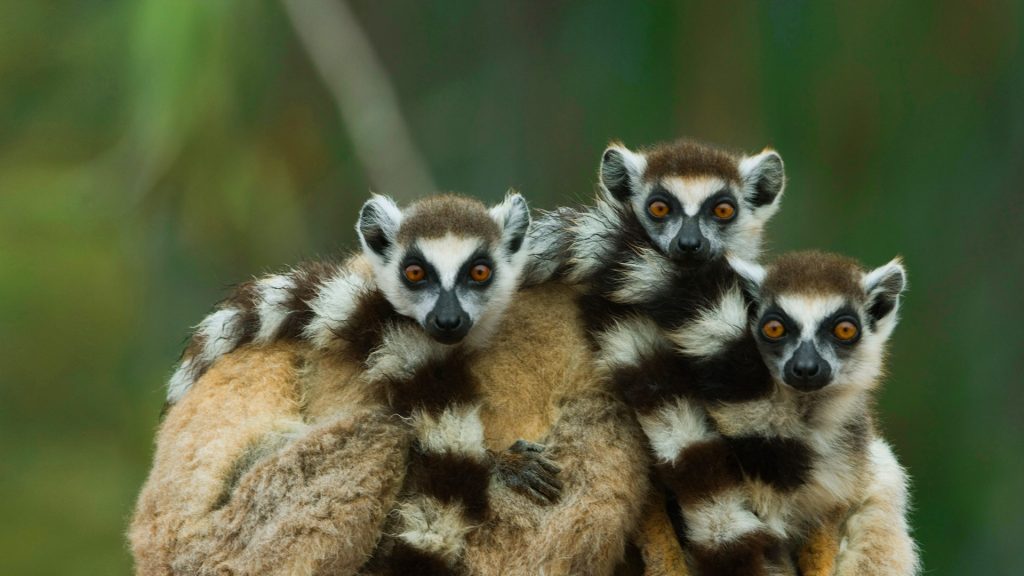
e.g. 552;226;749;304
862;257;907;328
490;191;531;255
739;149;785;210
599;142;646;203
728;255;767;299
356;194;403;259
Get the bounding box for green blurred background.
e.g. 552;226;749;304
2;1;1021;574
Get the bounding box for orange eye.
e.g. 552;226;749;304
833;320;859;342
762;319;786;340
404;264;425;283
713;202;736;220
470;264;492;283
648;200;671;219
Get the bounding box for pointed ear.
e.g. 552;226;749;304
490;191;531;255
599;142;646;203
728;255;766;298
862;257;907;327
739;149;785;209
356;194;402;258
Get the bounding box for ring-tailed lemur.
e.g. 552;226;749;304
668;251;918;576
165;193;562;573
523;139;793;573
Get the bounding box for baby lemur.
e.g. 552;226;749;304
166;193;561;574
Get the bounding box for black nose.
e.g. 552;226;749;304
425;289;472;344
671;218;707;261
792;357;820;379
433;314;462;332
783;341;832;391
677;235;703;253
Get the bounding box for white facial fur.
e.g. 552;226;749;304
625;176;743;260
376;233;486;325
770;294;849;384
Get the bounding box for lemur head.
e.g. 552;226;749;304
733;251;907;393
356;192;530;347
599;139;785;265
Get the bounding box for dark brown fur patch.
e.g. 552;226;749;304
688;530;782;576
181;338;212;388
396;194;500;244
223;280;261;347
383;540;456;575
411;449;492;522
181;331;206;362
689;333;775;403
385;350;479;416
613;347;692;412
277;260;341;340
762;251;865;302
642;140;741;183
656;437;743;506
614;540;646;576
729;435;813;492
336;290;403;361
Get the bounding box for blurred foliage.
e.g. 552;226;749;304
1;1;1021;574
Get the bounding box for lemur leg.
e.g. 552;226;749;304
130;343;410;576
633;492;691;576
833;439;919;576
198;411;408;575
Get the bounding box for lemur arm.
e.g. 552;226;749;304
130;343;411;576
833;438;920;576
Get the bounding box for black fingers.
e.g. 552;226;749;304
496;440;564;505
509;439;546;454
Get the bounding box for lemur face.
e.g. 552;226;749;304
734;252;907;393
599;140;786;265
357;193;530;346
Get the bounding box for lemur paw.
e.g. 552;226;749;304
495;439;563;505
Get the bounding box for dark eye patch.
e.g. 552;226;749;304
817;306;862;352
458;249;496;288
700;189;740;220
645;185;682;221
757;306;798;346
400;247;437;289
